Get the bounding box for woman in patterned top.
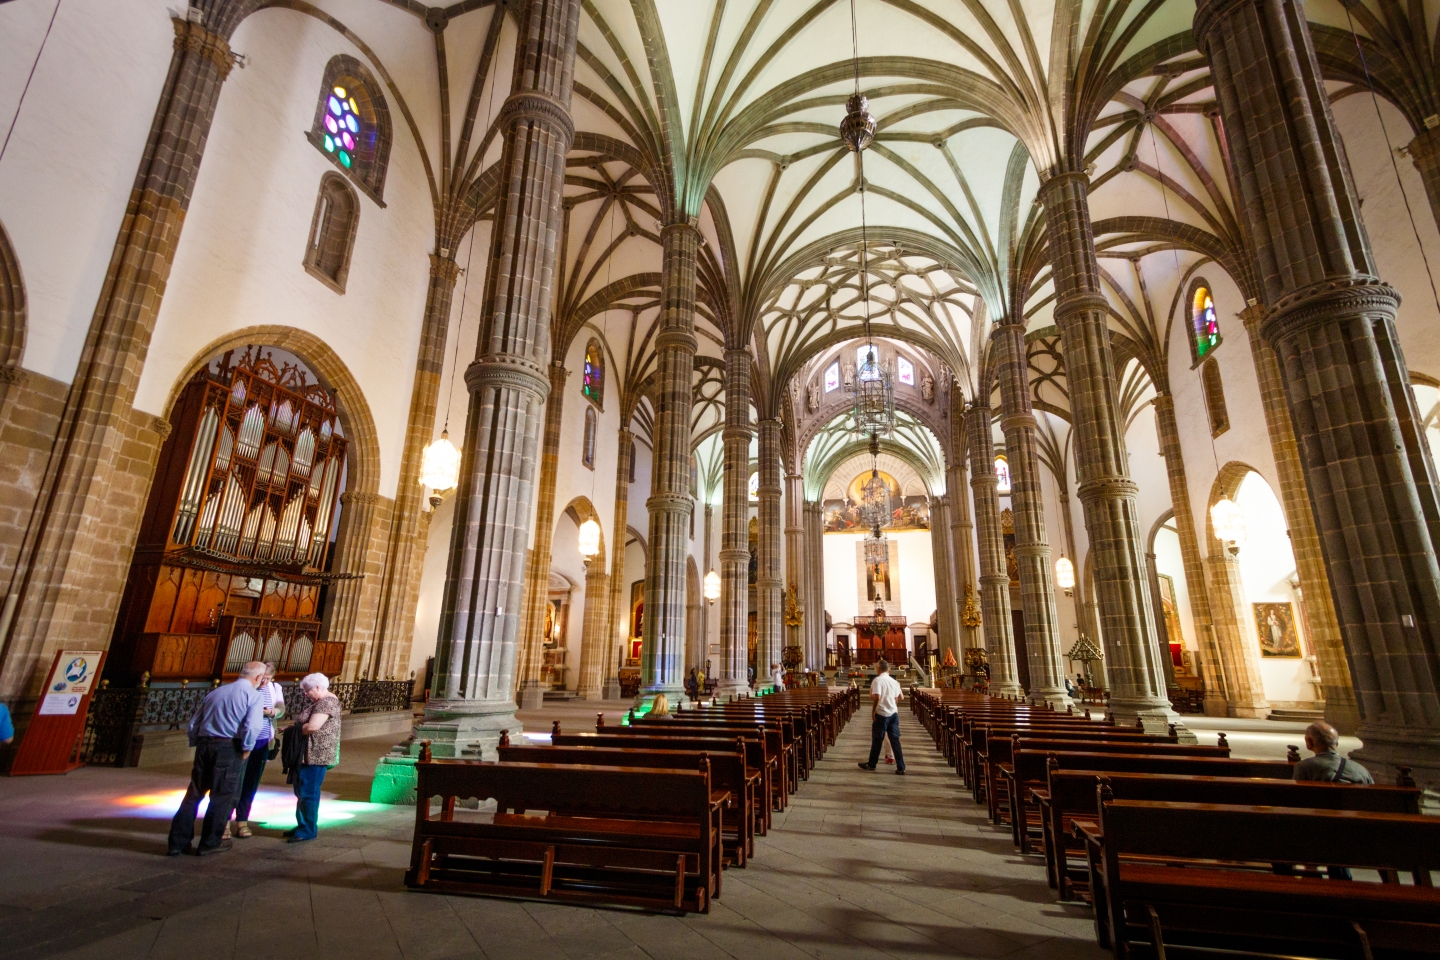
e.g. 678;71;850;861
287;672;341;844
231;661;285;838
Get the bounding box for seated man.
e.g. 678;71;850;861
1294;721;1374;784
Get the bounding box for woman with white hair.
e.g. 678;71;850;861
286;672;341;844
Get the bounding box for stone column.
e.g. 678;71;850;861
575;557;609;698
947;401;980;652
702;501;714;665
1239;307;1358;731
994;321;1071;706
718;349;752;696
366;254;462;681
1152;393;1230;716
640;222;700;698
803;500;825;669
784;469;805;666
1144;550;1180;693
516;361;569;709
601;427;632;699
929;496;961;663
0;16;236;705
965;402;1023;695
1406;127;1440;241
1197;0;1440;785
1205;549;1270;717
755;419;783;680
1038;171;1177;727
324;490;381;673
408;0;580;763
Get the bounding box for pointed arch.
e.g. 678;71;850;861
0;219;24;371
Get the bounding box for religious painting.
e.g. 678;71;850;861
1157;574;1184;648
892;495;930;530
825;470;919;532
630;579;644;642
543;597;568;649
1254;602;1302;657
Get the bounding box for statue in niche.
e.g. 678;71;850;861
921;373;935;403
808;382;820;412
842;360;855;388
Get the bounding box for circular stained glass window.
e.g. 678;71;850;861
321;85;362;170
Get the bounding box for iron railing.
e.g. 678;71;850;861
79;677;415;766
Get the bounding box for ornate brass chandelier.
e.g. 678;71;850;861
841;0;893;440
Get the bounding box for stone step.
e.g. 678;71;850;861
1267;707;1325;722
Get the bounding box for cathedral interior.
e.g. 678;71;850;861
2;0;1440;956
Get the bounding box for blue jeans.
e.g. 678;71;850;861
292;764;328;839
234;739;270;821
867;713;905;771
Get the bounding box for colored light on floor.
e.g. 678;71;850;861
112;787;386;829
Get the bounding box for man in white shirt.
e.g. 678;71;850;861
857;660;906;774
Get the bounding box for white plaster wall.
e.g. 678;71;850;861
549;511;586;689
0;0;175;382
1235;472;1311;704
410;494;454;678
822;528;936;657
1151;524;1196;657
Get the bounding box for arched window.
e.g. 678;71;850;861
896;356;915;386
1188;280;1222;364
824;361;841;392
748;471;759;501
308;56;392;205
582;339;604;408
1201;358;1230;437
994;455;1011;494
582;407;597;468
304;174;359;293
628;436;637;482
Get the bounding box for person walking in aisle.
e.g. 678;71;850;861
287;673;342;844
857;660;905;774
166;661;266;856
231;661;286;838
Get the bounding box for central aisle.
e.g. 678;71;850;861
680;703;1109;958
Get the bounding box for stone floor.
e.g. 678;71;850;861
0;704;1123;960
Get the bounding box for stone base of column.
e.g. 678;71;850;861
1028;686;1074;710
991;680;1024;698
368;699;522;804
1108;696;1196;743
1228;701;1271;720
601;677;621;699
1351;725;1440;802
517;680;545;711
716;680;750;699
1203;697;1229;718
1324;702;1363;737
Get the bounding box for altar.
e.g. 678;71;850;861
853;612;908;666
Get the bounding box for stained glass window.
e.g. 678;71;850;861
1192;284;1220;361
824;362;840;392
321;86;362;170
897;356;914;386
995;456;1011;494
583;407;597;468
582;339;604;408
748;472;759;501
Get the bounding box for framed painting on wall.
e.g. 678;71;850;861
1253;601;1302;657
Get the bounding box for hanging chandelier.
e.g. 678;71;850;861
840;0;893;440
577;516;601;564
858;433;890;527
1211;497;1247;555
1055;554;1075;594
420;429;462;508
704;569;721;604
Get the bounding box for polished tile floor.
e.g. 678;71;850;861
0;707;1114;960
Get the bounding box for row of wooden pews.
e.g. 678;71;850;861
403;686;857;914
912;689;1440;959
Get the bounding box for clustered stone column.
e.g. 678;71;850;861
965;401;1023;696
993;320;1070;706
928;496;961;665
365;253;463;681
0;14;237;706
1197;0;1440;785
575;546;610;698
803;500;826;669
1238;306;1358;731
755;419;783;681
1204;536;1270;717
947;392;979;653
599;426;634;699
325;490;381;671
1150;393;1230;716
640;221;701;699
516;361;569;709
412;0;581;762
1038;171;1177;727
783;468;805;666
718;349;752;696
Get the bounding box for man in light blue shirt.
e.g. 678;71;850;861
167;662;266;856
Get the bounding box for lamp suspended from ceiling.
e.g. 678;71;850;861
578;516;601;564
840;0;893;439
420;430;462;508
704;569;721;604
1211;496;1246;555
1054;555;1075;593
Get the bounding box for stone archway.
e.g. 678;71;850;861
164;326;386;680
0;219;24;372
1202;461;1270;718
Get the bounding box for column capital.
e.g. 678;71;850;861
655;329;698;353
1077;475;1139;505
1053;291;1110;322
1192;0;1253;52
464;355;552;401
498;91;576;146
1262;277;1399;345
1000;412;1037;433
646;492;694;515
429;254;461;283
172;17;235;79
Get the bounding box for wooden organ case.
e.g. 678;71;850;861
109;350;350;683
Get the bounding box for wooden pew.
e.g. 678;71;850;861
554;731;774;831
601;720;793;809
994;736;1230;840
1039;768;1419;901
967;724;1169;800
405;757;721;914
499;743;755;866
1084;798;1440;958
634;712;804;787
